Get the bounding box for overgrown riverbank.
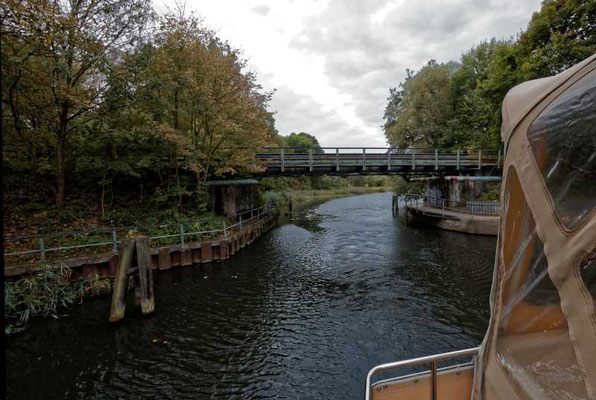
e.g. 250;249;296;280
5;209;278;335
264;186;394;209
4;172;399;334
4;196;230;266
4;264;112;335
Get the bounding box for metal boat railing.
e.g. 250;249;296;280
365;347;480;400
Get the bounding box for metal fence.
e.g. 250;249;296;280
466;201;500;215
4;204;273;267
404;195;500;216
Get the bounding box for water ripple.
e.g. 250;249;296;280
6;193;496;399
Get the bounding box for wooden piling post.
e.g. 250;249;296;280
135;237;155;315
133;276;142;307
109;239;134;323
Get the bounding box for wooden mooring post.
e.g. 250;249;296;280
109;237;155;323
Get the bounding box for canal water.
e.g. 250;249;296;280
6;193;496;399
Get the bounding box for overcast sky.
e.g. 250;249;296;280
156;0;542;147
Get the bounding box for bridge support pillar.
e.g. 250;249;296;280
422;170;501;204
207;180;259;217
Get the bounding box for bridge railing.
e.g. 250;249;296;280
254;147;501;171
4;204;273;267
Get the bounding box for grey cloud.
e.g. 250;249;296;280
252;5;270;16
286;0;539;142
269;85;381;147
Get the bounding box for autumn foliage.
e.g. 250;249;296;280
2;1;278;212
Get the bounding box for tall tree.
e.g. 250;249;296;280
517;0;596;78
2;0;153;203
445;40;513;149
284;132;323;153
383;60;454;148
133;13;276;207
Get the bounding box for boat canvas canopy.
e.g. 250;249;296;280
474;54;596;399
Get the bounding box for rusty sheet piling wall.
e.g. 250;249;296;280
105;214;275;278
6;214;278;280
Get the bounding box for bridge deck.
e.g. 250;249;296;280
254;148;501;176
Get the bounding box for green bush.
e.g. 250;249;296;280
394;179;424;196
479;187;501;202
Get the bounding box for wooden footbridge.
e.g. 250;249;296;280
253;147;502;177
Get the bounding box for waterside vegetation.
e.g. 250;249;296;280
4;264;112;334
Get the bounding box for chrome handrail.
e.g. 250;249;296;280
365;346;480;400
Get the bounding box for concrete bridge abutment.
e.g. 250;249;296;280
207;179;260;217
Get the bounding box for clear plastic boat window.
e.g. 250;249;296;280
496;167;587;399
499;168;562;334
527;68;596;230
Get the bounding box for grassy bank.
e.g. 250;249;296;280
285;186;393;203
262;186;394;213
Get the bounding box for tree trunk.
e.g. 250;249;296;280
56;107;68;204
101;172;106;218
173;87;179;130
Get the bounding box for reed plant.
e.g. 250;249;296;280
4;264;112;335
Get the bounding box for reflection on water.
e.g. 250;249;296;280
6;193;496;399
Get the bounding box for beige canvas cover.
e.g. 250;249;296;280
473;53;596;399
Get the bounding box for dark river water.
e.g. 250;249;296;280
6;193;496;399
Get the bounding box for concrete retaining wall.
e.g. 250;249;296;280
406;205;498;236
